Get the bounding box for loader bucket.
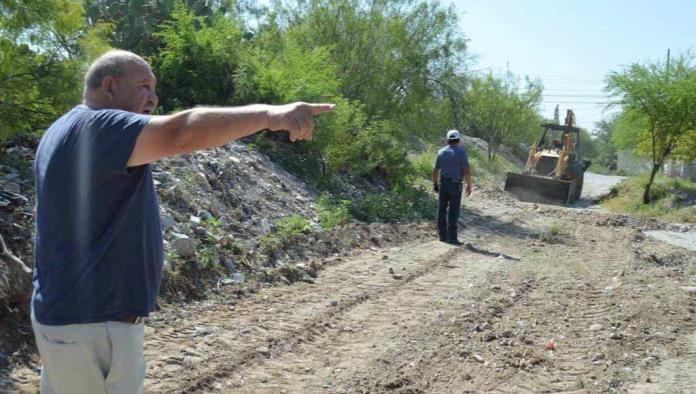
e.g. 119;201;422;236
504;172;573;205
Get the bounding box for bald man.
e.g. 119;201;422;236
31;50;334;393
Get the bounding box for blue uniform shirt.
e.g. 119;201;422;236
434;144;469;180
33;105;162;325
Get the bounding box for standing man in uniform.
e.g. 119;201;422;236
432;129;472;245
31;49;334;393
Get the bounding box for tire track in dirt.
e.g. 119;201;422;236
462;222;638;393
628;332;696;394
216;240;512;393
146;240;468;393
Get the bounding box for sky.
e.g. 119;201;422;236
454;0;696;130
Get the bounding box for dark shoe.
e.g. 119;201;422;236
447;240;464;246
439;236;447;242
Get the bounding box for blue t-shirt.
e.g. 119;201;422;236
33;105;163;325
434;144;469;180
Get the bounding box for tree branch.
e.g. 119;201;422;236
0;232;32;274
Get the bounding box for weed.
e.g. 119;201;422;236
317;194;351;229
642;323;650;335
689;265;696;276
275;215;313;237
538;224;565;244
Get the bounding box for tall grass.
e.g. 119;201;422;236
603;175;696;223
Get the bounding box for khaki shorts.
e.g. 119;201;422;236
31;314;145;394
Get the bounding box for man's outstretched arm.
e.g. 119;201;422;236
127;102;335;167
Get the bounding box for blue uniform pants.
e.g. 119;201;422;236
437;180;462;242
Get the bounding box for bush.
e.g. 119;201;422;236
350;183;436;223
411;151;435;180
275;215;313;237
317;194;351;229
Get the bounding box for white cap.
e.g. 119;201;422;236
446;129;460;141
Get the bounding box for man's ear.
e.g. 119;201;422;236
101;76;118;100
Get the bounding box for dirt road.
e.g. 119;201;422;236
6;187;696;393
581;172;627;201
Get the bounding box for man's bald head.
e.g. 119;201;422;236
82;50;158;114
84;50;151;92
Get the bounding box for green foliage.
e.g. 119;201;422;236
606;53;696;203
411;151;436;180
592;116;618;169
350;183;436;223
462;73;543;162
253;36;339;104
0;0;111;142
603;175;696;223
275;215;313;237
317;194;352;229
153;3;249;110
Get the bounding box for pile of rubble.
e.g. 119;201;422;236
0;140;433;311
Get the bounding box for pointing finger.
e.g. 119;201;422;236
302;118;315;140
309;103;336;115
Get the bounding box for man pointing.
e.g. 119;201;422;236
31;49;334;393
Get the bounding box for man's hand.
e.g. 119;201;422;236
267;102;336;142
465;183;472;196
433;183;439;192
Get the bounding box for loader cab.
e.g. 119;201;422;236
504;109;592;205
537;124;582;161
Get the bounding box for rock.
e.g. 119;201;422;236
259;218;272;234
255;346;271;357
171;234;196;258
229;273;245;284
160;214;176;231
189;215;201;225
473;354;485;363
191;326;213;337
591;353;605;362
388;267;394;274
483;332;497;342
392;274;404;280
589;324;603;331
330;300;339;307
3;172;20;181
3;182;20;194
222;260;236;274
610;332;623;340
680;287;696;294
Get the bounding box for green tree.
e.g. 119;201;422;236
82;0;257;56
606;53;696;203
462;73;542;162
278;0;469;141
152;2;251;111
592;116;618;169
0;0;110;142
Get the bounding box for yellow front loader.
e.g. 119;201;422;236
504;110;591;204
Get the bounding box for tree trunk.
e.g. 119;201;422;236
643;163;661;204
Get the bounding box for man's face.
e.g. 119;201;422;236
109;62;158;115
